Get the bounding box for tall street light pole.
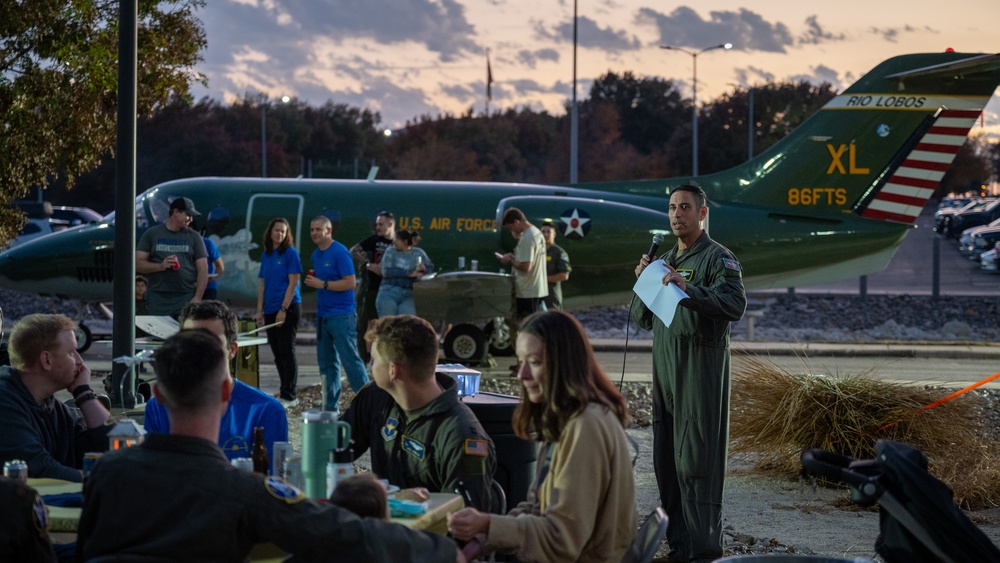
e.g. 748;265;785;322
569;0;578;184
660;43;732;177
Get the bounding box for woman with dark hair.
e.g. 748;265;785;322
375;229;433;317
256;218;302;406
447;310;636;563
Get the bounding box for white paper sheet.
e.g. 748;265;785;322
632;259;688;326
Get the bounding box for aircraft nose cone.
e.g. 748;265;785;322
0;245;35;292
0;248;18;284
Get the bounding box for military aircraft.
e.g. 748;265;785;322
1;51;999;362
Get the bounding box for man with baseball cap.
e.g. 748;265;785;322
136;196;209;317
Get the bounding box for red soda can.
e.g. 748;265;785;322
172;260;180;270
308;269;315;277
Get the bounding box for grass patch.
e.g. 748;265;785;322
731;354;1000;509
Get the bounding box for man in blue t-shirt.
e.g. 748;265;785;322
304;216;370;411
143;301;288;462
203;236;224;300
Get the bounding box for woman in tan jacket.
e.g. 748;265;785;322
448;310;637;562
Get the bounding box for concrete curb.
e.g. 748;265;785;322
589;339;1000;360
289;333;1000;360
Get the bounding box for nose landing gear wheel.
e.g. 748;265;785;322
74;322;93;354
484;319;514;356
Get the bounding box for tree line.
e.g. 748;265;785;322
42;73;997;217
4;2;997;241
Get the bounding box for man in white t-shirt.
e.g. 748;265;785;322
498;207;548;321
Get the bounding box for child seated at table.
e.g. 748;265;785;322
329;473;389;520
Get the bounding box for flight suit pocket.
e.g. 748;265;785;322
677;417;709;478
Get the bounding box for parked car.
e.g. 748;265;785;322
947;198;1000;238
980;244;1000;272
968;228;1000;262
958;218;1000;258
50;206;103;225
937;196;973;211
4;218;70;249
934;199;985;234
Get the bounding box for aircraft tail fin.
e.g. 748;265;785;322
576;52;1000;225
855;108;983;225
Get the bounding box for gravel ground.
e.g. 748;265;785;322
575;293;1000;342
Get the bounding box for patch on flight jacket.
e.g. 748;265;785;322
381;417;399;441
676;269;694;281
723;258;741;272
402;436;426;460
465;438;489;457
265;477;306;504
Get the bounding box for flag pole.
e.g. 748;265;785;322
485;49;493;116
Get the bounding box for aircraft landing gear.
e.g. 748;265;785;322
442;324;488;367
485;318;514;356
73;321;93;353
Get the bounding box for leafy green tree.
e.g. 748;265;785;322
0;0;206;243
939;135;993;196
586;71;687;156
699;81;836;174
384;108;560;182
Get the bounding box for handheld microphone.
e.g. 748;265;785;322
646;233;664;259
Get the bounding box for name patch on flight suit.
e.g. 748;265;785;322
265;477;306;504
402;437;426;460
382;417;399;441
723;258;741;272
676;269;694;281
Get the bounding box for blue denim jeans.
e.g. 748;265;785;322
316;312;370;411
376;284;416;317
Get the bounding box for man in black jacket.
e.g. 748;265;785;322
78;328;463;562
0;314;111;481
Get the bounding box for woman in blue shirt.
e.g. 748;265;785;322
375;229;433;317
256;218;302;406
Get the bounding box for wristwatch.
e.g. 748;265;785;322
323;280;329;290
280;306;288;312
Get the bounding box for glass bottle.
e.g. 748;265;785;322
251;427;269;476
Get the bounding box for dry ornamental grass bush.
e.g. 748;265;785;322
730;354;1000;509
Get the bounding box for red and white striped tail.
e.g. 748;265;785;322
859;109;982;224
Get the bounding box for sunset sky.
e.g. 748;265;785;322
192;0;1000;137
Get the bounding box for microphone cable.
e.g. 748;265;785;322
618;292;638;393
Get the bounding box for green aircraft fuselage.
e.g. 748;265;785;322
1;51;998;315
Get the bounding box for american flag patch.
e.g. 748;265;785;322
465;439;489;457
723;258;741;272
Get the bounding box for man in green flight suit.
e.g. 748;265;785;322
343;314;496;512
631;184;746;563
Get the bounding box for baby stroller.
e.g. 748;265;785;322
801;439;1000;563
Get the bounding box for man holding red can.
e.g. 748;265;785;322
136;197;209;318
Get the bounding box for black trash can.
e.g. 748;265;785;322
462;391;537;508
